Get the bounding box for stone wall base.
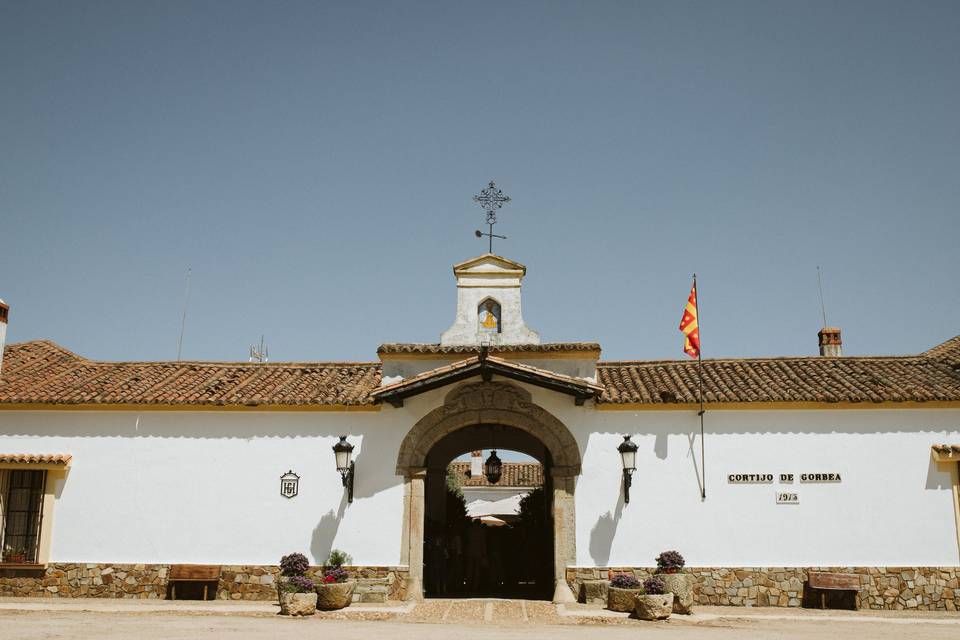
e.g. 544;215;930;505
566;567;960;611
0;564;409;601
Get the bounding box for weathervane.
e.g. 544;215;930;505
473;180;511;253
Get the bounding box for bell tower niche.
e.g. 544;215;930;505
440;254;540;346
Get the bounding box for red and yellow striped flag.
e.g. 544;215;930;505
679;279;700;359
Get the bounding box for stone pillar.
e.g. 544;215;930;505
552;472;577;603
404;468;426;601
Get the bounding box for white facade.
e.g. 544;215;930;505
0;397;957;567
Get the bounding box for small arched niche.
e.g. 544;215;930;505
478;298;502;334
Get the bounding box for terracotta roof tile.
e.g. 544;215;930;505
448;461;543;487
923;335;960;366
0;341;380;407
0;453;71;465
597;345;960;405
2;336;959;408
377;342;601;356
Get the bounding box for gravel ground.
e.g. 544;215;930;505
0;601;958;639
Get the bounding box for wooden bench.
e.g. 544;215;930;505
168;564;221;601
804;571;860;610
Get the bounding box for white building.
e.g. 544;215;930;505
0;256;959;609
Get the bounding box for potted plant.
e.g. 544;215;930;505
655;550;694;614
607;572;642;612
279;576;318;616
635;575;674;620
315;549;354;610
277;552;310;600
2;545;26;564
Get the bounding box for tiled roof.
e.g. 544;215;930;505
2;336;959;407
371;355;603;405
0;453;71;465
598;342;960;405
448;461;543;487
924;335;960;366
377;342;601;356
0;340;380;407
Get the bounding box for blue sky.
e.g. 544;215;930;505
1;1;957;363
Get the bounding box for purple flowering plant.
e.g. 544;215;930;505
281;575;316;594
610;573;641;589
642;576;667;595
655;550;685;574
280;552;310;577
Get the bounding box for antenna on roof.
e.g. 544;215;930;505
249;335;269;363
176;267;191;361
816;265;828;328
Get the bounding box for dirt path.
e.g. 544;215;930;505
1;607;959;640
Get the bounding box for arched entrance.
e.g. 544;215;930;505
396;381;580;603
424;424;553;598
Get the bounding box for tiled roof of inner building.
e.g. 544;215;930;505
0;340;381;406
448;461;543;487
1;335;959;407
377;342;601;355
598;338;960;405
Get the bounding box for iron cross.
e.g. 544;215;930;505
473;180;511;253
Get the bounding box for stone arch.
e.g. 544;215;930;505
397;381;580;603
396;381;581;476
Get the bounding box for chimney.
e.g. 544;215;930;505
0;299;8;377
470;450;483;477
818;327;842;357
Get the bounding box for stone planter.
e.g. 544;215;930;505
279;592;317;616
635;592;674;620
316;581;355;610
607;586;643;612
657;572;694;614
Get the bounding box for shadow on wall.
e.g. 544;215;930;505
311;494;348;564
654;432;668;460
309;434;402;565
925;454;954;490
588;492;625;567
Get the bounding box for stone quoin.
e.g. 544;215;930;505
1;250;959;611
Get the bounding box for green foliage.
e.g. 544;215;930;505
327;549;352;568
445;486;469;526
518;487;546;529
445;467;464;498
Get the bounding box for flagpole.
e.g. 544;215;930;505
695;274;706;500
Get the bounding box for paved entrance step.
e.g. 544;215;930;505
353;578;391;604
407;599;561;624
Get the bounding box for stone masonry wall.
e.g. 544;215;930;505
567;566;960;611
0;564;409;601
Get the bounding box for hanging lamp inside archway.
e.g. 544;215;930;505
484;450;502;484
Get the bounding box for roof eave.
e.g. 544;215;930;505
371;357;600;408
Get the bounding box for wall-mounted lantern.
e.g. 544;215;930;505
280;470;300;499
484;450;502;484
332;436;355;503
618;435;638;504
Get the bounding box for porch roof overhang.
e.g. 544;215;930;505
370;351;603;408
0;453;72;470
932;444;960;462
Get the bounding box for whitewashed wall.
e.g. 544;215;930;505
1;388;958;569
534;393;960;568
0;410;405;567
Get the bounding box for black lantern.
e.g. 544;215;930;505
332;436;355;503
618;435;638;504
484;450;503;484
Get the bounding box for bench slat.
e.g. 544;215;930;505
808;572;859;590
169;564;221;581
